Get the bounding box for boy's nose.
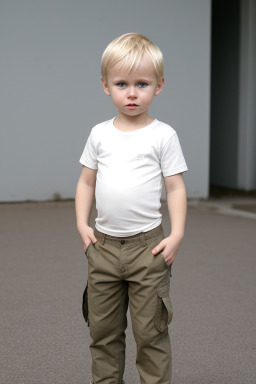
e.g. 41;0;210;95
127;86;137;98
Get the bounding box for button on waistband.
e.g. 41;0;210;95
120;240;125;245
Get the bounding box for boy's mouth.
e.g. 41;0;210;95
126;103;138;109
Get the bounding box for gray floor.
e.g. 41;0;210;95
0;200;256;384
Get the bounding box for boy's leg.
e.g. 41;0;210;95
86;225;172;383
127;227;173;384
87;236;128;384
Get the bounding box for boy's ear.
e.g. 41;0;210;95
154;77;165;96
101;76;111;96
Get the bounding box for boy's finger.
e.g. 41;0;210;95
84;242;91;251
152;241;165;254
91;234;98;243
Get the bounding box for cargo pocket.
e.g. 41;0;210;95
82;282;89;327
154;280;173;332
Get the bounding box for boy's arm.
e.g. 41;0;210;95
152;173;187;265
75;166;98;252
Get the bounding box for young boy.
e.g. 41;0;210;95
76;33;188;384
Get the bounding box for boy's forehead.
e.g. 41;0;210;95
108;54;157;80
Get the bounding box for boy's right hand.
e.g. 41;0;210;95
78;224;97;253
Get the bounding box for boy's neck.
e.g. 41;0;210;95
114;113;155;132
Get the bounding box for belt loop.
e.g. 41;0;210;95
95;228;106;245
139;232;146;246
97;232;105;245
99;233;106;245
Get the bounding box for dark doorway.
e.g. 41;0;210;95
210;0;240;190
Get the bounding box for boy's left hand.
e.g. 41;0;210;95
152;233;183;266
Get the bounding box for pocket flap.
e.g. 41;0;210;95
155;281;173;332
162;296;173;324
157;281;170;298
82;283;89;326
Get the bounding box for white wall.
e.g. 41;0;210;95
0;0;211;201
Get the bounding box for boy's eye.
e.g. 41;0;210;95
137;82;147;88
117;82;126;88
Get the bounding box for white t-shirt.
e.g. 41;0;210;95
79;117;188;237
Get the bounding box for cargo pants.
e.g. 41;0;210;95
84;224;173;384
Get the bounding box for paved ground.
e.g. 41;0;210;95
0;198;256;384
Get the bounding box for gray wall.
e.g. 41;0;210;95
0;0;211;202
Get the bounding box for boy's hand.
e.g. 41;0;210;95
77;224;97;253
152;233;183;266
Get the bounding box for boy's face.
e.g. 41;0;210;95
101;54;164;121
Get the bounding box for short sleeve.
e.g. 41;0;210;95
161;133;188;177
79;130;98;169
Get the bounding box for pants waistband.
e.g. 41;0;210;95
94;225;164;246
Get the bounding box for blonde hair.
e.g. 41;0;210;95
101;33;163;82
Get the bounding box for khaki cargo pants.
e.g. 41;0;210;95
84;224;173;384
